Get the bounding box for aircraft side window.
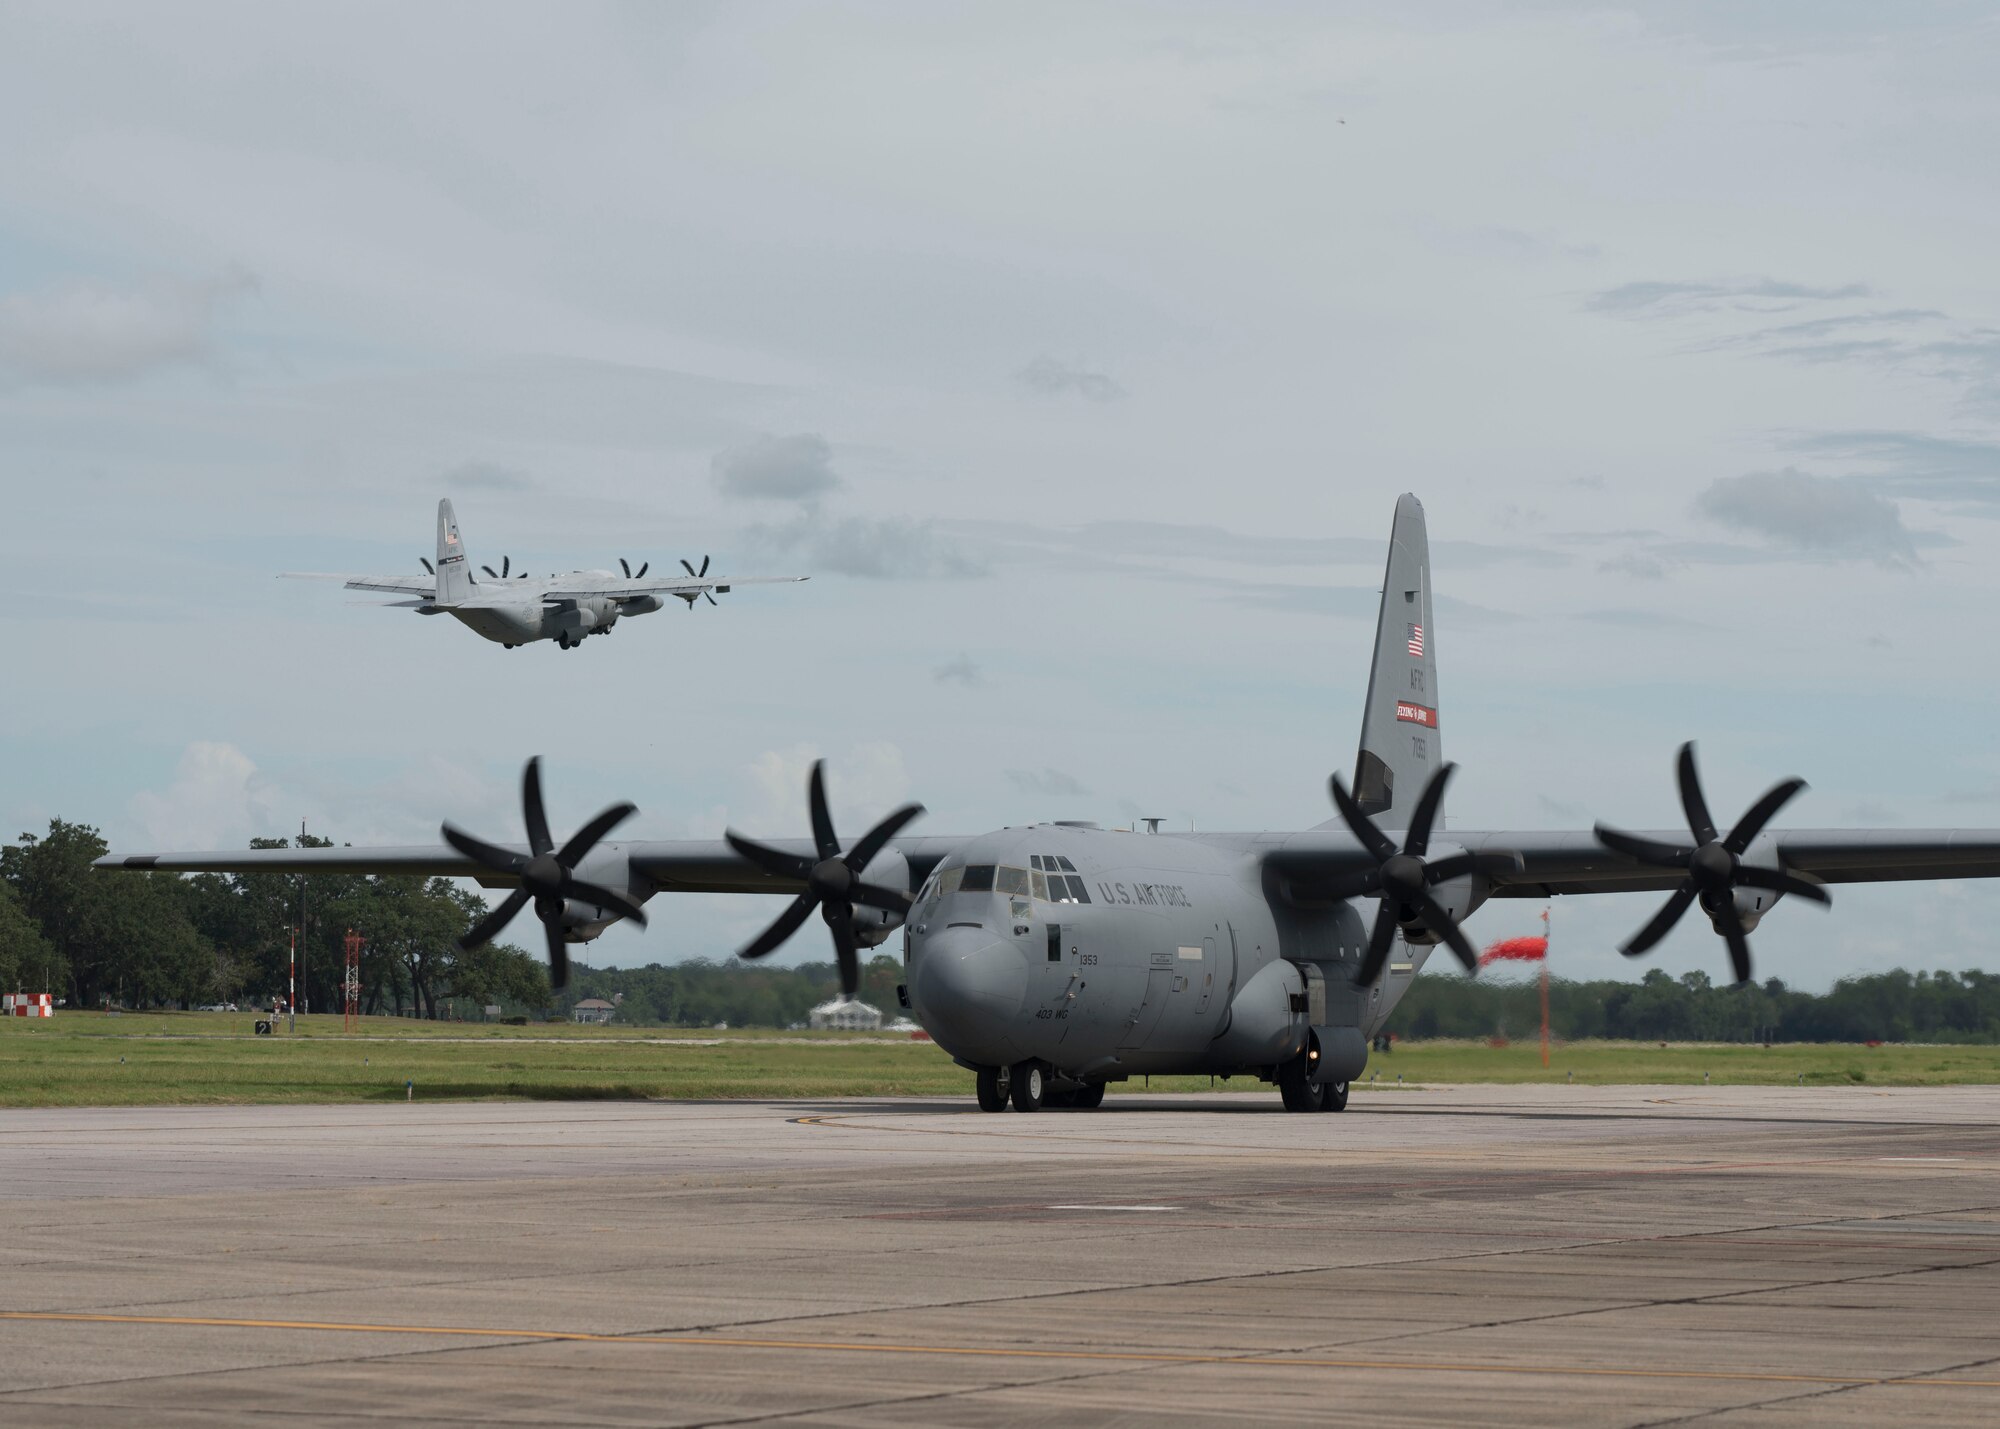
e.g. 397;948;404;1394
959;865;994;893
1055;856;1077;872
1065;875;1090;903
995;866;1030;896
937;866;964;897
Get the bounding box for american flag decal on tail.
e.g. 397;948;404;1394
1407;623;1424;657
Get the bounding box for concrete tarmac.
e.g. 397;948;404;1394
3;1085;2000;1426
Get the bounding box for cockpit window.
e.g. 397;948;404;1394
959;865;995;893
995;866;1030;897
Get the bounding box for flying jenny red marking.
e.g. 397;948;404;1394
1396;701;1438;729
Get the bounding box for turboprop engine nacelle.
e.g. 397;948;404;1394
1394;842;1491;942
1708;882;1775;936
621;595;664;615
849;847;911;948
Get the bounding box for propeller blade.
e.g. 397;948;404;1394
1595;824;1693;867
502;556;509;578
1327;773;1398;862
849;880;915;913
1403;762;1456;857
699;555;710;577
482;565;498;578
681;558;699;578
1418;895;1480;972
441;823;525;874
1676;742;1718;845
557;877;649;926
421;557;435;574
1354;901;1400;986
1724;777;1808;855
637;561;648;578
807;761;841;862
555;801;638;866
740;892;817;960
724;831;814;881
827;905;860;997
1621;882;1698;956
543;918;569;990
620;558;631;577
521;758;553;856
1423;850;1524;883
845;803;926;873
1715;898;1753;985
458;887;531;950
703;592;716;606
1734;866;1832;906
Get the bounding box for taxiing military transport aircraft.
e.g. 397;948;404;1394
115;495;2000;1113
284;498;806;649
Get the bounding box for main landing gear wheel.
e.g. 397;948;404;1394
1278;1054;1317;1113
1317;1080;1350;1112
1010;1061;1045;1112
975;1066;1010;1112
1070;1082;1105;1110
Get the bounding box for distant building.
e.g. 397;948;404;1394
572;998;616;1025
808;997;882;1032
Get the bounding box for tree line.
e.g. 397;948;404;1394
1;820;546;1016
1391;967;2000;1045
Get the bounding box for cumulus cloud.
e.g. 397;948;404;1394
0;269;255;383
1585;276;1868;317
1015;355;1126;402
712;433;842;502
1005;767;1091;798
1694;468;1919;564
742;514;988;579
128;741;279;849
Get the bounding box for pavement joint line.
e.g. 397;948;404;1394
5;1311;2000;1390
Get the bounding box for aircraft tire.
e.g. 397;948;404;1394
1317;1080;1350;1112
1070;1082;1105;1110
1277;1056;1317;1112
1009;1061;1045;1112
975;1066;1009;1112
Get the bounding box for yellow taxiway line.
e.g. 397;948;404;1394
3;1311;1998;1390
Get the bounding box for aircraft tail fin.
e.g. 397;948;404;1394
1353;493;1441;828
434;498;472;604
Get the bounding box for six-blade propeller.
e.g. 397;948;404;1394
1324;762;1523;985
724;761;923;997
443;757;648;990
678;555;717;608
1593;742;1829;985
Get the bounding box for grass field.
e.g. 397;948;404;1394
3;1012;1999;1106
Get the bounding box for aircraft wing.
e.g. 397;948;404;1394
1262;827;2000;898
95;845;476;877
94;834;962;893
1450;828;2000;897
279;573;438;598
538;575;808;602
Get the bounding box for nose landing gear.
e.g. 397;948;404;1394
975;1062;1105;1112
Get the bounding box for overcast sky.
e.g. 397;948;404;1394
4;1;2000;990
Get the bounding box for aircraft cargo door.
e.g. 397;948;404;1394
1118;951;1173;1051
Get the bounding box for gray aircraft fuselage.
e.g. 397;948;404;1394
899;824;1453;1086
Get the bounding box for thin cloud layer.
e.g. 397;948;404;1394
1585;276;1869;317
0;269;254;384
712;434;842;502
1015;356;1126;402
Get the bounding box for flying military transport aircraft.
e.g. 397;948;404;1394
285;498;806;648
113;495;2000;1113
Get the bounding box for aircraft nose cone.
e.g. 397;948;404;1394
909;926;1029;1065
